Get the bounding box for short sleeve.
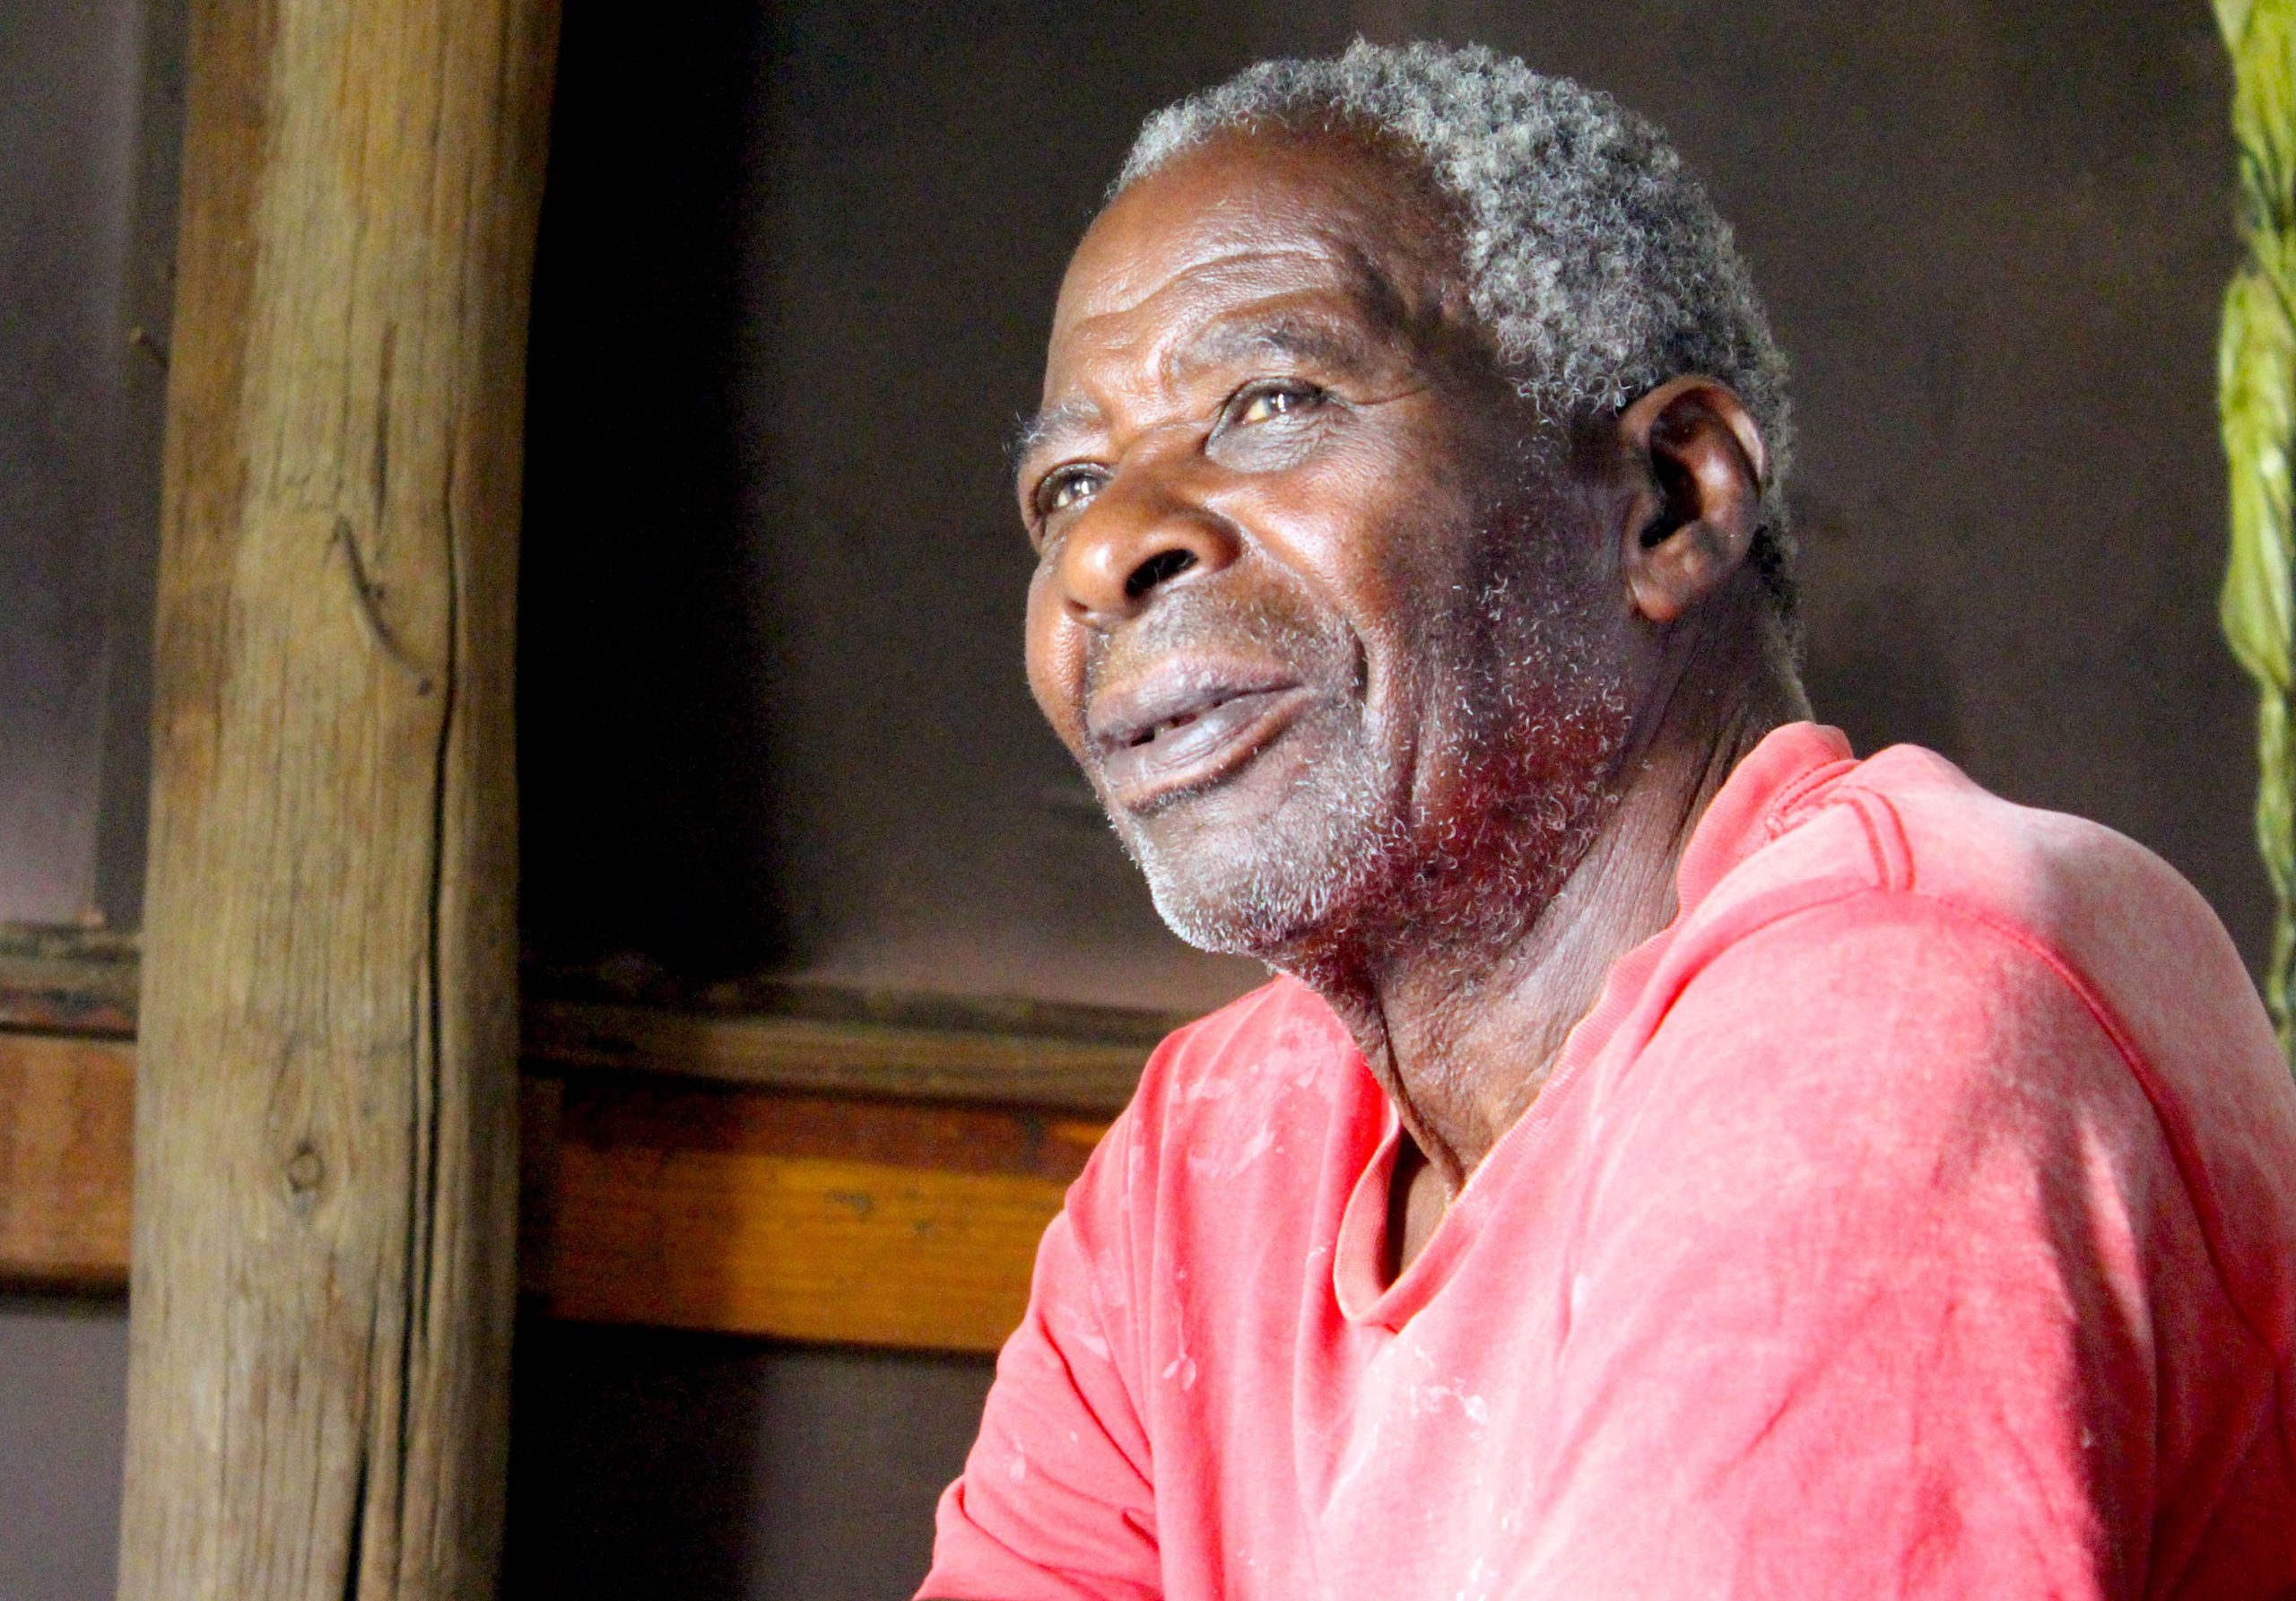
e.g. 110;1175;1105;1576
919;1109;1162;1601
1505;891;2191;1601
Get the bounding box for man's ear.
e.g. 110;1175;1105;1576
1614;376;1768;626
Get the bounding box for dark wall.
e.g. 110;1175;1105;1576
0;1296;128;1601
0;0;173;927
0;4;176;1596
518;0;1272;1012
502;1324;994;1601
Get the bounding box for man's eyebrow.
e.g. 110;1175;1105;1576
1009;398;1102;470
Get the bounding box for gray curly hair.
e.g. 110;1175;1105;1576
1117;40;1797;620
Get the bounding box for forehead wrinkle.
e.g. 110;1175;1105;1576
1024;206;1451;483
1064;238;1334;335
1173;307;1372;381
1027;256;1334;470
1161;228;1451;393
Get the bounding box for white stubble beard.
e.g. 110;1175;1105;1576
1108;554;1632;972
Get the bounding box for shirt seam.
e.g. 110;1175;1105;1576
1857;889;2285;1598
1662;880;2280;1592
1672;848;2271;1367
1722;786;2258;1362
1848;886;2279;1371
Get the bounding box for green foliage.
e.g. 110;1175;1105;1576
2217;0;2296;1060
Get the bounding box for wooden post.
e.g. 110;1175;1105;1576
117;0;558;1595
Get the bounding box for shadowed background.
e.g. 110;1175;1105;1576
0;1;2248;1596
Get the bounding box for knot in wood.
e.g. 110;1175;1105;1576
285;1143;325;1197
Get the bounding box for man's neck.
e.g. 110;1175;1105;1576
1313;631;1804;1204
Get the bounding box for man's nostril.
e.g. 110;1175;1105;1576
1126;548;1197;601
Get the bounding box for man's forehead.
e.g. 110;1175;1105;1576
1049;269;1387;394
1053;134;1439;334
1031;137;1463;428
1054;239;1347;344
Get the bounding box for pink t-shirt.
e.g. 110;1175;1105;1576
922;725;2296;1599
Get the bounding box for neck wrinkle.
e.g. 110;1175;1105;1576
1326;618;1796;1194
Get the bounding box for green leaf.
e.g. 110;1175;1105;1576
2217;0;2296;1064
2222;0;2257;56
2221;270;2296;691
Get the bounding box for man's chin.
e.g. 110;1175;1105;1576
1142;872;1295;960
1121;806;1399;962
1089;712;1402;957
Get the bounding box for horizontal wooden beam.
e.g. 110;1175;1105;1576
0;927;139;1037
537;1079;1100;1350
1;927;1165;1116
0;1033;134;1290
525;998;1148;1115
0;1031;1106;1354
0;931;1154;1349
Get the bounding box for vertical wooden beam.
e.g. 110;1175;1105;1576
118;1;558;1596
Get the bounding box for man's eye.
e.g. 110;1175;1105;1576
1036;468;1102;519
1234;384;1322;425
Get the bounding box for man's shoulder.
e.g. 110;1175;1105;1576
1708;740;2234;978
1693;739;2276;1092
1679;740;2296;1344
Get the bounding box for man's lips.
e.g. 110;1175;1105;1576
1086;665;1310;808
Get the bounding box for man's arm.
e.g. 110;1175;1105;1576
917;1118;1162;1601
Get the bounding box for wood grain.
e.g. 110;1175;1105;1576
0;1043;1097;1356
0;1034;133;1289
540;1083;1102;1353
0;935;1161;1118
118;1;559;1596
526;999;1148;1116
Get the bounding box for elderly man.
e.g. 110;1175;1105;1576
921;42;2296;1600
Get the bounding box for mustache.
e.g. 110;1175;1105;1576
1082;584;1361;706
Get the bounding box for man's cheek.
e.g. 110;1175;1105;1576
1023;664;1086;757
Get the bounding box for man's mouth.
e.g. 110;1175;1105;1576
1087;666;1311;809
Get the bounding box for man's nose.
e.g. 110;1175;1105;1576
1051;453;1240;628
